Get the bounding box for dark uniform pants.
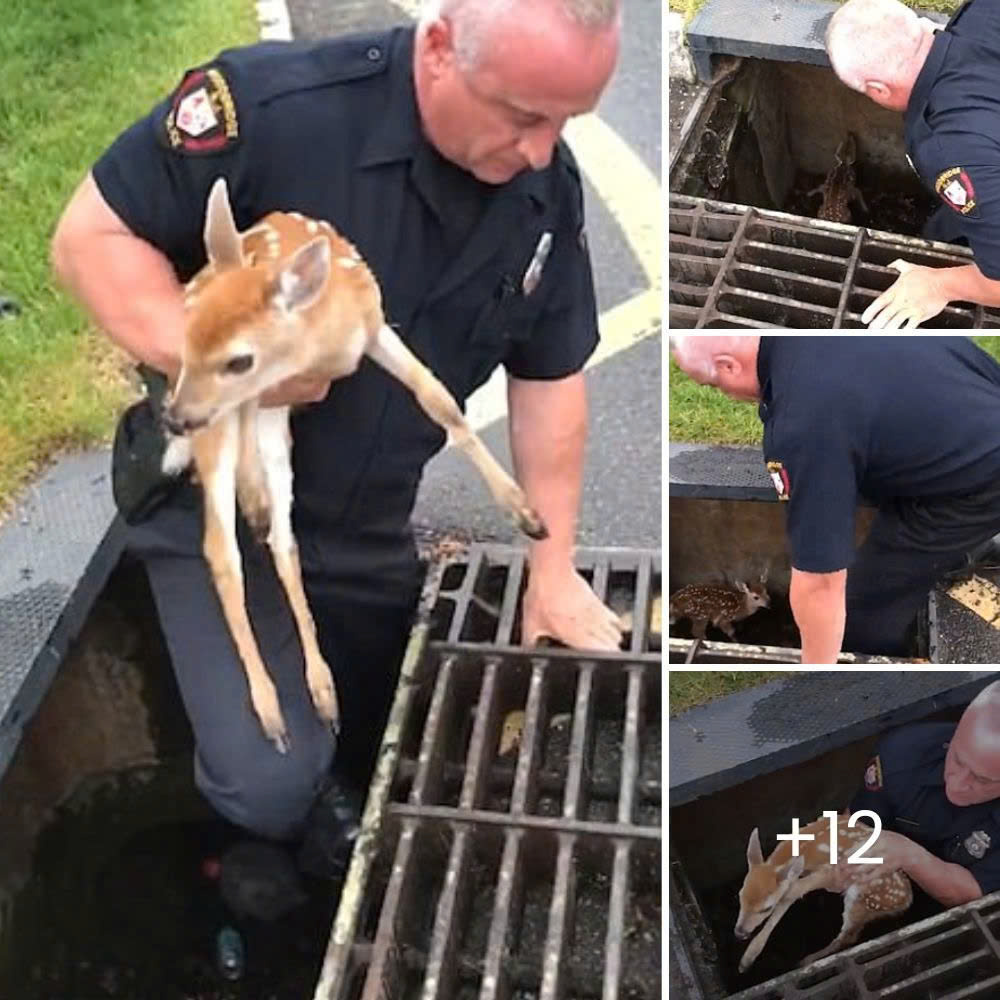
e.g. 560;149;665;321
845;484;1000;655
130;502;416;840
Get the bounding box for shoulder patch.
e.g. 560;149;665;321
864;755;883;791
766;460;790;501
935;166;979;217
162;66;239;156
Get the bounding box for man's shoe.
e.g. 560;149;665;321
297;778;363;881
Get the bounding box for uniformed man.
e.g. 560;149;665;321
669;335;1000;664
51;0;624;888
839;679;1000;906
826;0;1000;330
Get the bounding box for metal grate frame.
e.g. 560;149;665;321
670;195;1000;329
315;545;662;1000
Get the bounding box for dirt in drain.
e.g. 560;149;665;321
2;769;337;1000
784;170;940;237
699;874;941;990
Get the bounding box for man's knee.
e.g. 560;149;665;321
194;726;335;839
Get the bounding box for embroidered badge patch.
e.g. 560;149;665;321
163;67;239;155
864;755;883;791
766;460;790;501
935;167;978;216
964;830;992;860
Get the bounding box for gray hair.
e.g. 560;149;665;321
825;0;924;93
421;0;621;70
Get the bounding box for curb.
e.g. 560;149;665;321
256;0;292;40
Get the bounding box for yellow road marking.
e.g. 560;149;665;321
946;575;1000;628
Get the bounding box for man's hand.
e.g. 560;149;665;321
521;563;624;652
260;373;331;408
861;259;950;329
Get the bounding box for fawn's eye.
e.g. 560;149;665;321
224;354;254;375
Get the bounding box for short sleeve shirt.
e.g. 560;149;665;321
758;336;1000;573
849;722;1000;895
904;0;1000;278
91;28;599;584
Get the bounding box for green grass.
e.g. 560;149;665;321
668;670;791;715
0;0;257;511
669;337;1000;445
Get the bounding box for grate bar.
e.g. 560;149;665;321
362;821;419;1000
447;546;487;644
411;653;458;806
513;660;550;815
696;205;755;327
619;666;644;824
422;827;475;1000
603;842;631;1000
480;830;526;1000
387;803;661;842
540;834;577;1000
460;657;503;810
565;662;596;819
629;558;652;656
495;556;524;646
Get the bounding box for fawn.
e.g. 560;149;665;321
735;814;912;972
668;570;770;640
163;178;547;753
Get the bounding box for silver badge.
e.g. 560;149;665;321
521;231;553;296
965;830;991;859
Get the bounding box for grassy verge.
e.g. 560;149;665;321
668;670;792;715
669;336;1000;445
0;0;257;512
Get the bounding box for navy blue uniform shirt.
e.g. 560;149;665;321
905;0;1000;277
850;722;1000;895
92;27;599;602
758;336;1000;573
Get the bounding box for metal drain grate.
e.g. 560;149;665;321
669;194;1000;329
314;545;662;1000
730;891;1000;999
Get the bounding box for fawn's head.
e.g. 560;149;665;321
164;178;332;434
734;827;804;940
737;571;771;612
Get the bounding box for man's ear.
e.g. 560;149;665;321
421;17;457;78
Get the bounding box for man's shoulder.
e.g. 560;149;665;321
876;721;954;773
210;27;407;107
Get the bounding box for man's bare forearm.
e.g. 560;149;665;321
896;837;982;907
938;264;1000;309
507;372;587;574
789;568;846;663
51;174;185;378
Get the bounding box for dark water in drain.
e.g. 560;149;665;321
1;764;337;1000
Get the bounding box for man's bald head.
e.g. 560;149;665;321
945;681;1000;806
826;0;936;111
669;335;762;402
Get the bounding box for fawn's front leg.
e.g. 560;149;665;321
255;407;339;733
738;869;832;973
365;323;547;540
194;415;290;754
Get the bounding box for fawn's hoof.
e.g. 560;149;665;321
518;507;548;541
254;695;290;754
309;677;340;734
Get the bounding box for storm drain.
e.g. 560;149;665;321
669;194;1000;329
729;891;1000;1000
314;545;662;1000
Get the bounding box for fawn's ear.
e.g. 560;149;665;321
779;854;806;882
204;177;244;271
747;828;764;866
271;236;330;313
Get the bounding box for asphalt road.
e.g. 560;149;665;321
286;0;662;552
